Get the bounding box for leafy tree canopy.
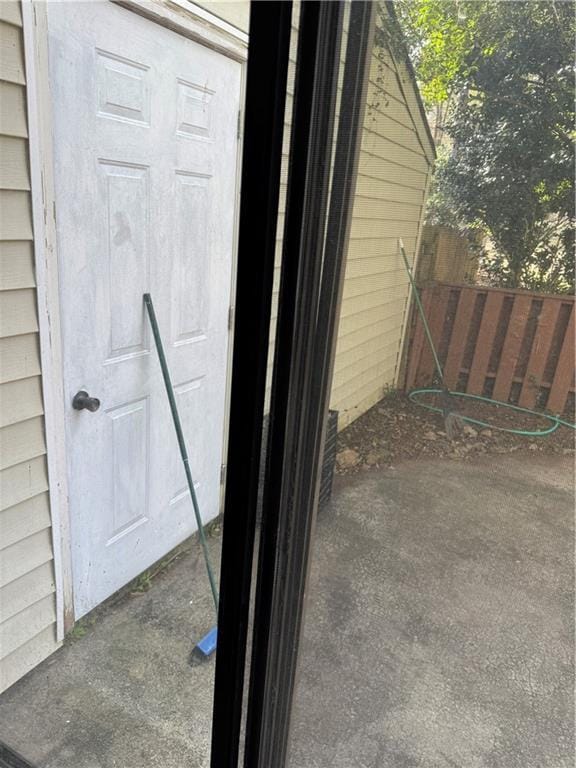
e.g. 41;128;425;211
394;0;575;292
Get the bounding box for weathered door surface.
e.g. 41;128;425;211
47;2;241;617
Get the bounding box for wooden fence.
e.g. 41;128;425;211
404;282;575;415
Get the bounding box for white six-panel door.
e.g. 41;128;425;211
47;1;241;617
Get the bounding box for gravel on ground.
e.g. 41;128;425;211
336;391;574;474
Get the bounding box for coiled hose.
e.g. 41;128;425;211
408;388;575;437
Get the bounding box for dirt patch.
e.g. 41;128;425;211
336;391;574;475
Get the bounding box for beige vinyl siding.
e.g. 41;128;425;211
0;0;23;27
0;80;28;138
330;9;433;428
0;454;49;511
194;0;249;32
0;240;35;290
0;19;25;85
0;6;60;693
266;5;433;429
0;332;41;383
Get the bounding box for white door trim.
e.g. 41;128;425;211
22;0;75;640
170;0;248;43
22;0;246;635
115;0;248;61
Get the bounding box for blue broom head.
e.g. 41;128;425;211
189;626;217;665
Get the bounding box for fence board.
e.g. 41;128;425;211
518;301;561;409
415;285;447;386
405;288;432;389
467;291;504;394
492;295;533;402
443;287;476;389
404;282;574;415
547;306;574;414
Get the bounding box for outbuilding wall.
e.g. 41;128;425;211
0;1;60;693
255;1;435;428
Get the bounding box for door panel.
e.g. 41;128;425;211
107;397;149;544
173;171;210;343
47;1;241;617
100;161;150;358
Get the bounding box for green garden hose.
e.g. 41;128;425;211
408;388;575;436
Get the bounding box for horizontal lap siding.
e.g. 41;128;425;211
0;8;59;692
0;240;35;289
0;79;28;137
330;26;433;428
265;8;433;428
194;1;249;33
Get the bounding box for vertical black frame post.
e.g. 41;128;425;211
210;4;292;767
307;1;376;517
244;2;344;766
244;2;375;766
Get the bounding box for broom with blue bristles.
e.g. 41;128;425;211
144;293;218;662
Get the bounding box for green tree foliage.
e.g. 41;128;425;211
395;0;575;292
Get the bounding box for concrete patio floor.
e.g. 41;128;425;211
0;454;573;768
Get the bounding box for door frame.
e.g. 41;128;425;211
22;0;247;638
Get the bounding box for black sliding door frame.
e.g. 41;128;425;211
212;2;375;766
244;2;375;767
210;4;292;767
243;2;344;765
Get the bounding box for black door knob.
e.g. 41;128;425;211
72;390;101;412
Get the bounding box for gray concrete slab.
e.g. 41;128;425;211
0;455;573;768
1;538;222;768
289;455;575;768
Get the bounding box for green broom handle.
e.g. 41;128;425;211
143;293;219;613
398;240;445;384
